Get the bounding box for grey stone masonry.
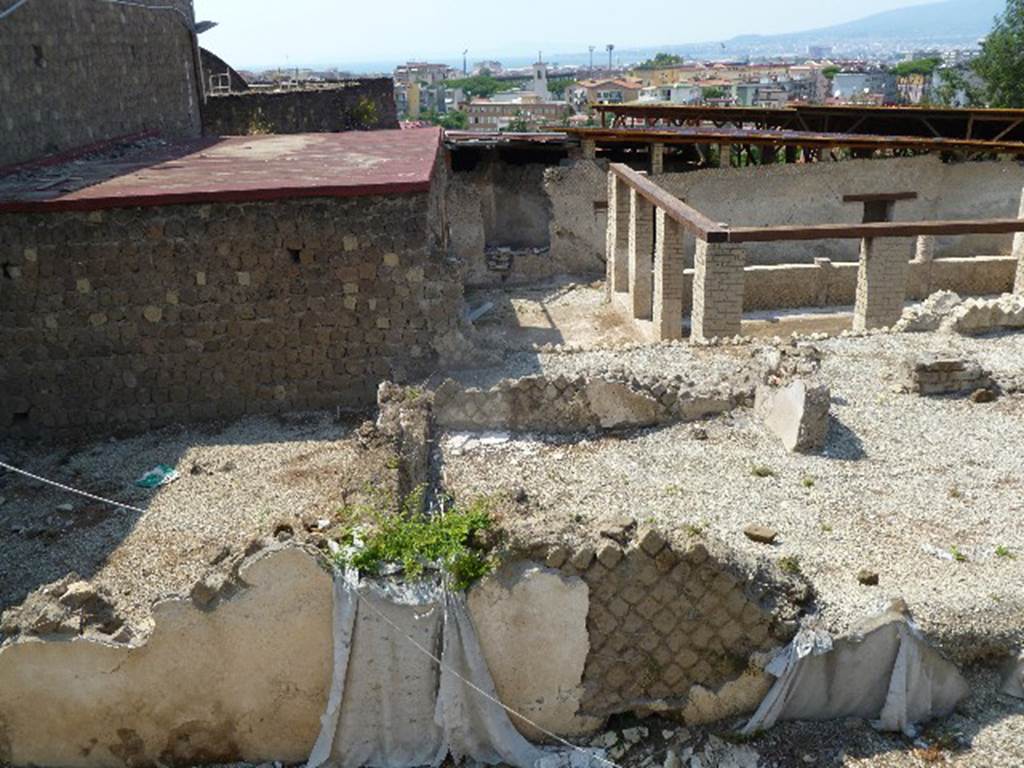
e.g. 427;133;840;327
650;143;665;175
901;356;992;396
914;235;935;263
853;237;913;331
653;210;685;340
691;239;745;341
605;174;631;296
629;189;655;320
1014;187;1024;294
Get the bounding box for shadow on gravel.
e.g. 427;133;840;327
823;415;866;461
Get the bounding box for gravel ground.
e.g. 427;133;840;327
0;412;388;630
441;330;1024;663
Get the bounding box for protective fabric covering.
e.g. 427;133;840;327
307;571;550;768
743;609;969;737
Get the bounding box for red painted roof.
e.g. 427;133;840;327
0;128;441;213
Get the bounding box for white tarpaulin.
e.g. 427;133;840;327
743;608;969;737
307;570;564;768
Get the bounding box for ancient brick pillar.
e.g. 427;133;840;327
653;210;684;340
691;239;745;341
1014;187;1024;293
629;189;655;320
914;235;935;262
650;142;665;174
853;237;913;331
605;174;631;295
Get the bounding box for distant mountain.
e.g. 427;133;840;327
727;0;1003;47
549;0;1005;66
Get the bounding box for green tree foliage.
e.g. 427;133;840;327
932;68;984;106
892;57;942;77
444;75;521;99
822;65;840;80
972;0;1024;107
547;76;576;98
636;52;685;70
425;110;468;129
701;86;728;100
504;110;530;132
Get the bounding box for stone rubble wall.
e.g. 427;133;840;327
941;293;1024;335
528;525;803;719
432;374;749;433
0;192;462;439
200;79;399;135
0;0;201;167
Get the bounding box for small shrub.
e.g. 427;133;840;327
778;555;802;575
751;465;776;478
948;486;962;499
820;523;833;533
332;489;497;591
802;476;815;488
950;546;968;563
995;545;1015;559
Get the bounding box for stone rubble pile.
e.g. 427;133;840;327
941;292;1024;335
0;573;130;643
900;355;993;396
894;290;963;333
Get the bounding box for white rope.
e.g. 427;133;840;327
0;461;148;514
353;588;625;768
0;0;29;19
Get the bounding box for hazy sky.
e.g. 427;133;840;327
193;0;932;70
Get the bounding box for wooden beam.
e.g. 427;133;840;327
726;218;1024;243
609;163;728;241
842;192;919;203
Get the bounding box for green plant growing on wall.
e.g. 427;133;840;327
331;488;499;591
247;108;273;135
351;96;379;128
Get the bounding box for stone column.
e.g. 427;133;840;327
628;189;655;320
650;143;665;174
691;239;745;341
1013;187;1024;293
582;138;597;160
653;210;684;340
914;235;935;263
853;237;913;331
605;174;631;297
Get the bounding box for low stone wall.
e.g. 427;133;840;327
433;374;748;433
201;79;398;135
0;189;460;438
672;256;1016;313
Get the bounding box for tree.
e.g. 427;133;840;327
892;57;942;77
972;0;1024;106
932;68;983;107
444;75;520;99
637;52;685;70
821;65;840;80
504;110;530;132
426;110;468;130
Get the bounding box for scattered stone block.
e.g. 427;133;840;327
856;569;879;586
901;355;992;396
970;388;997;403
600;516;636;545
754;379;831;453
744;525;778;545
